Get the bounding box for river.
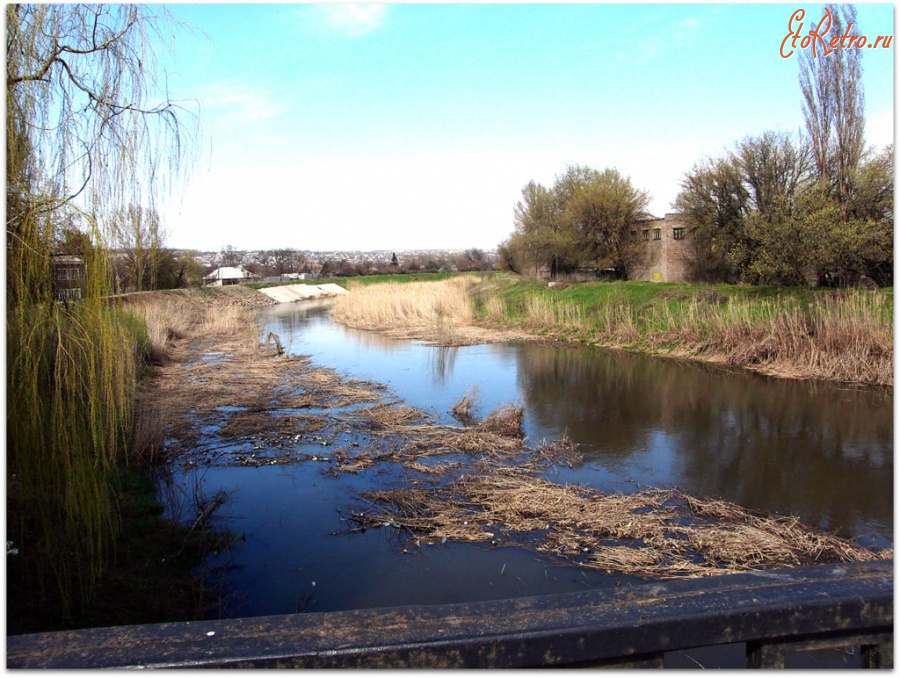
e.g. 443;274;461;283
163;299;892;667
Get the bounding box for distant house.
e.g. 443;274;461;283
51;254;85;301
629;213;690;283
203;266;257;286
533;213;690;283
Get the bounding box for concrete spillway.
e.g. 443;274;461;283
258;283;349;304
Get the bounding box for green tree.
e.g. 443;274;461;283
676;132;812;283
562;166;651;278
504;167;651;279
154;249;205;289
507;180;575;278
742;193;824;286
674;155;751;282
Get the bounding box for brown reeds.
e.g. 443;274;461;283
450;386;480;424
129;287;889;582
331;277;531;346
479;404;524;437
339;403;427;431
354;470;890;578
530;436;582;468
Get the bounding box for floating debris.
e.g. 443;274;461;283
352;467;891;579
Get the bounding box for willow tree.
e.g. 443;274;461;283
6;4;198;620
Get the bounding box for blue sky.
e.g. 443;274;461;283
159;3;895;252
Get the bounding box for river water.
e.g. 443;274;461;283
166;299;892;666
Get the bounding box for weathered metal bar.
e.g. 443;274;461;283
7;560;892;669
861;640;894;669
747;633;893;669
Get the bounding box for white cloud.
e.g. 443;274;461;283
681;18;699;29
201;84;284;123
314;4;387;38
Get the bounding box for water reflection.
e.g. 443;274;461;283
430;346;459;385
514;344;892;544
257;300;892;546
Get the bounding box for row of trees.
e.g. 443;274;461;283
500;166;652;278
221;247;496;278
503;4;892;287
55;206;207;291
676;135;892;286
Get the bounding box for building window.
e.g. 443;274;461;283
673;227;685;240
653;228;661;240
642;229;650;241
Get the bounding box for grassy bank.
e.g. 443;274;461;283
331;275;893;386
478;277;893;386
113;288;893;583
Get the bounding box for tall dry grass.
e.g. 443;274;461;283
691;292;893;384
483;285;892;385
126;297;194;364
332;277;480;344
125;292;256;365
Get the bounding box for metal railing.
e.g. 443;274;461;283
7;559;892;669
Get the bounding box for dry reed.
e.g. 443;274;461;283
450;386;480;424
331;277;530;346
355;470;890;578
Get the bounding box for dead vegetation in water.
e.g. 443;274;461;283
130;289;888;580
450;386;479;424
353;468;891;578
218;412;328;440
325;401;535;475
123;290;383;462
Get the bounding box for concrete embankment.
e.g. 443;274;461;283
258;283;349;304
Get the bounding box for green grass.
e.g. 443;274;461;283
473;276;892;385
484;277;892;324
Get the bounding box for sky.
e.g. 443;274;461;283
157;3;895;252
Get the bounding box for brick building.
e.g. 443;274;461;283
629;213;690;283
51;254;85;301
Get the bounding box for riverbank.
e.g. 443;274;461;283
7;288;271;634
119;288;888;585
331;275;893;387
